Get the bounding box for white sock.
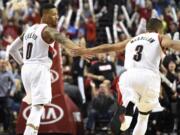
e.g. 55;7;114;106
24;105;44;135
132;113;149;135
24;126;38;135
120;116;133;131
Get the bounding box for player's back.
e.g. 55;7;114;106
23;24;54;68
124;32;162;73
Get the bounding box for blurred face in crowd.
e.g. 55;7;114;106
119;33;127;41
98;53;107;62
99;83;106;94
99;81;111;96
145;0;152;10
0;60;7;72
168;61;176;72
42;8;58;28
103;80;111;89
169;22;177;33
165;6;172;16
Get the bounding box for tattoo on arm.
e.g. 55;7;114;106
46;27;67;45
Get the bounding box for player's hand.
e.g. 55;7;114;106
71;47;88;56
81;54;94;63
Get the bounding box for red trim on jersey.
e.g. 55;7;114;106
116;77;123;106
41;25;54;44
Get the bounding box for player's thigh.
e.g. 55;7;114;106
31;66;52;105
21;65;31;94
119;72;139;107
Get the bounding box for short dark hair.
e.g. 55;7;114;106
40;3;56;17
146;18;163;32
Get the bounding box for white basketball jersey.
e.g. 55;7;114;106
23;24;54;68
124;32;163;73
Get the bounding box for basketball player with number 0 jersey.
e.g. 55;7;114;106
72;18;180;135
8;3;80;135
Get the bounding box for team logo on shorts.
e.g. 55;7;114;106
50;69;59;83
23;104;64;125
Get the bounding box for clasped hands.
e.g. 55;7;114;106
69;45;93;62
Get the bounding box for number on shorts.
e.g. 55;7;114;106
133;45;143;61
26;43;33;59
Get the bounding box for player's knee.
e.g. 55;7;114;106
32;104;44;112
29;105;44;119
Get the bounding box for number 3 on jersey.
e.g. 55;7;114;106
133;45;143;61
26;43;33;59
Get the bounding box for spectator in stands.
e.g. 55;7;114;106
72;28;87;103
86;53;116;88
164;5;174;30
0;59;16;133
176;69;180;134
62;50;73;83
161;60;177;133
86;80;114;134
2;19;19;48
85;15;96;48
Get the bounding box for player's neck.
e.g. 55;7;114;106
41;20;56;28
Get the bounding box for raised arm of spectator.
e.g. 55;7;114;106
8;33;24;66
161;34;180;50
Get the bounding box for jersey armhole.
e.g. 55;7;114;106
41;25;54;45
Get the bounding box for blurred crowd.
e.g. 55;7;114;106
0;0;180;135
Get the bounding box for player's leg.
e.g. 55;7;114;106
111;71;139;134
21;65;32;104
120;101;135;131
24;104;44;135
132;111;150;135
24;65;51;135
110;105;126;135
133;91;158;135
110;101;135;135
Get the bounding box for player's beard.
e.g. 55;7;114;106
52;20;57;28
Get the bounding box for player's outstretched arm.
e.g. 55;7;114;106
72;38;131;56
43;27;79;50
161;35;180;50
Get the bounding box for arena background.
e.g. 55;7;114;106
0;0;180;135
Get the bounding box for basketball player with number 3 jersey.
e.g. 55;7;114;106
72;18;180;135
8;4;80;135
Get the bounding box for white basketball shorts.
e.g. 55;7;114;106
118;68;161;113
21;64;52;105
